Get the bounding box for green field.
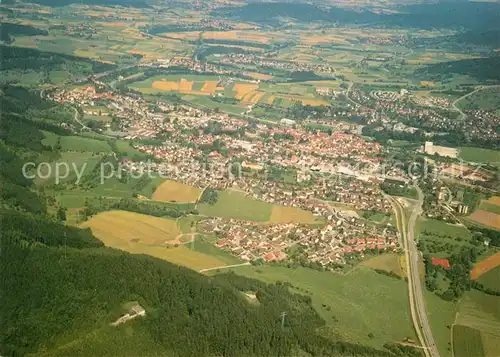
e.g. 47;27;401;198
453;289;500;357
34;152;103;186
198;190;272;222
188;235;242;266
453;325;485;357
114;139;151;159
478;266;500;291
456;290;500;336
424;291;457;357
457;87;500;111
478;201;500;215
42;131;113;153
459;147;500;165
214;265;416;349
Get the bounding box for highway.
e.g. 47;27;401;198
389;187;440;357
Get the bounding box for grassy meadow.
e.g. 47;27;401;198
213;265;416;349
198;190;273;222
459;147;500;165
358;254;404;277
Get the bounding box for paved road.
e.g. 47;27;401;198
407;186;440;357
71;106;90;130
199;262;251;273
345;82;362;108
451;85;500;120
391;188;440;357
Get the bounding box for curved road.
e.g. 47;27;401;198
390;187;440;357
451;85;500;120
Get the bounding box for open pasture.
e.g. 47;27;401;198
152;180;202;203
269;205;320;225
198;190;272;222
459;147;500;165
478;266;500;292
42;131;112;153
34;152;102;186
214;265;416;349
359;254;404;277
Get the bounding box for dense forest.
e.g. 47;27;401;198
415;56;500;82
0;22;48;43
1;212;421;357
0;45;114;76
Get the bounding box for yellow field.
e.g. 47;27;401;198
81;210;181;245
201;81;217;94
299;98;329;106
208;43;264;52
164;32;200;41
152;180;202;203
81;211;224;270
178;78;193;91
74;49;98;59
300;34;349;45
484;196;500;206
267;95;276;105
246;91;266;104
269;206;318;224
203;31;271;44
231;22;259;30
152;80;179;91
234;83;259;99
420;81;437;87
360;254;404;277
245;72;272;80
101;22;128;28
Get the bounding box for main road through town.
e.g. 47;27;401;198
389;186;440;357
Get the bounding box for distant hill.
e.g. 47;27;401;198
415;56;500;82
212;1;500;30
0;23;48;44
212;2;377;25
455;30;500;48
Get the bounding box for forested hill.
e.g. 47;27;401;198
0;23;48;43
211;1;500;30
415;56;500;82
0;45;115;75
1;213;416;357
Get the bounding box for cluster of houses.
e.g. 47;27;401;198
198;206;399;267
218;54;336;76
